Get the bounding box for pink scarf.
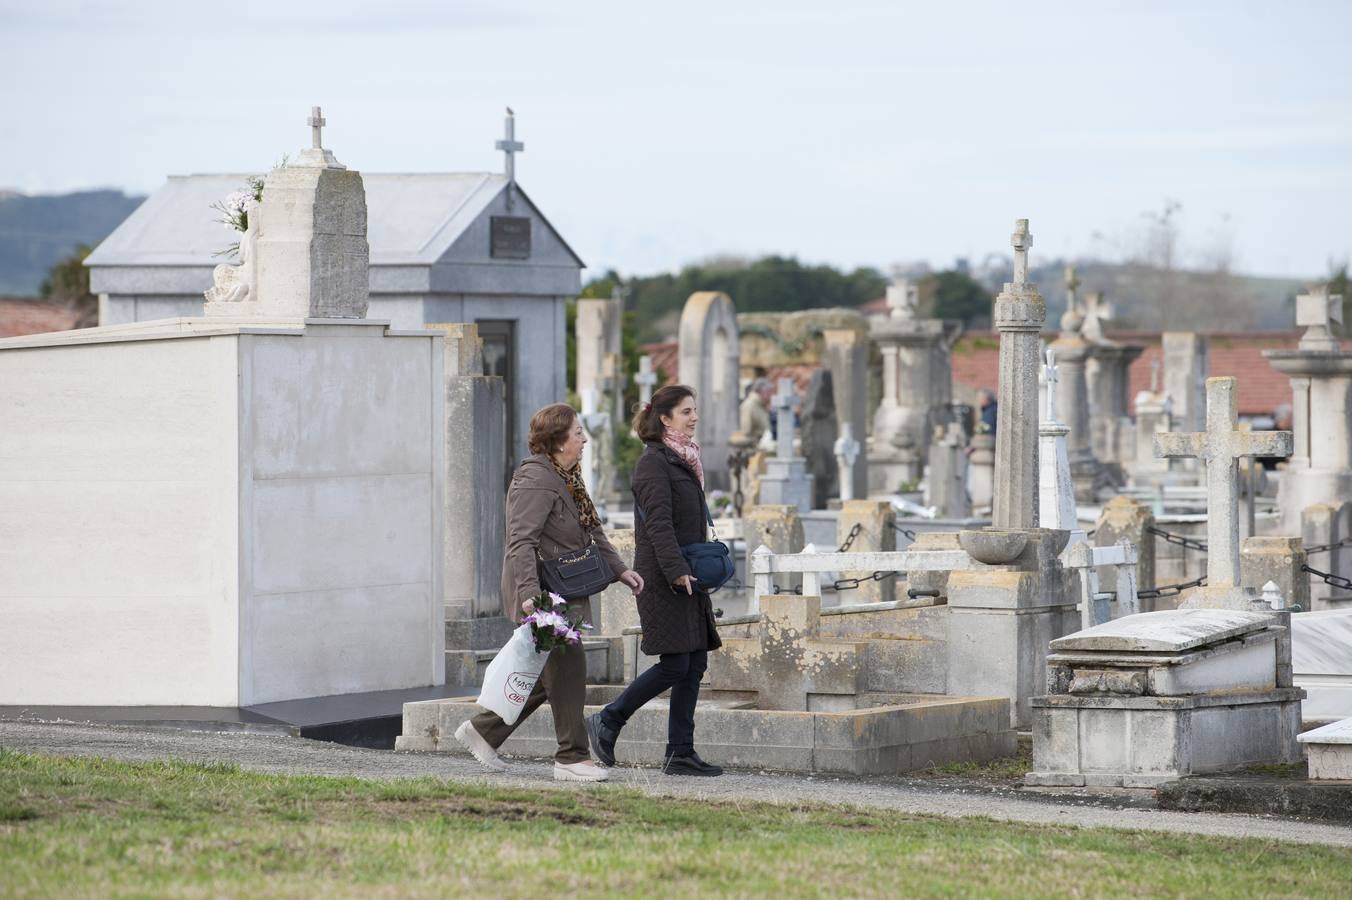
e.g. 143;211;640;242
662;427;705;488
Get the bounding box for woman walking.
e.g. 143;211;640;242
455;403;643;782
586;385;724;776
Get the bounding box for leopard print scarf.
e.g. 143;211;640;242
552;458;601;529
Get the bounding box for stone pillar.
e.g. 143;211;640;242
1240;536;1309;613
744;504;805;598
593;529;640;636
1038;348;1076;532
823;328;870;501
992;219;1046;529
1087;343;1144;475
1132;388;1171;476
928;422;971;519
575;297;619;398
429;323;506;620
836;500;896;604
1162;332;1208;435
1049;310;1101;503
678;291;740;490
1094;495;1156;604
908;531;961;599
1302;501;1352;610
868;278;951;493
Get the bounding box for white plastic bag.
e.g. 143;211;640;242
476;624;548;725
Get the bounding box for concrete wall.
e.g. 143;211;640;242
0;334;242;705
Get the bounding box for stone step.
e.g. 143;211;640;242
444;615;515;651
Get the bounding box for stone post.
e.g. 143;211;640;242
992;219;1046;529
1038;347;1076;532
823;328;870;501
968;432;996;513
1163;331;1208;435
743;504;805;602
1302;501;1352;610
836;500;897;604
1049;271;1101;503
1094;495;1157;604
1240;536;1309;613
928;421;971;519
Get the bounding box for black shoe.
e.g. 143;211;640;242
585;712;618;767
663;751;722;777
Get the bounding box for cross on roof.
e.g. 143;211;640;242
1153;377;1292;590
495;107;525;209
308;106;326;149
1011;219;1032;284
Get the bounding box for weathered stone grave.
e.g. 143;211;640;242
758;378;814;511
679;291;740;490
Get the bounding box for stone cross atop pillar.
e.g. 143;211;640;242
295;105;345;169
496;107;525;211
774;377;797;459
1044;347;1060;423
1154;377;1293;607
834;423;861;502
1082;291;1112;343
308;106;325;148
1064;265;1081;317
992;218;1047;529
634;355;658;407
1295;283;1344;352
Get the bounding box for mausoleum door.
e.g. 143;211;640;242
478;319;516;486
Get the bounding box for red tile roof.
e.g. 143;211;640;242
0;298;82;338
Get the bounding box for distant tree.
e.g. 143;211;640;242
39;243;97;327
922;270;992;327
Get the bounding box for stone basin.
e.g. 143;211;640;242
396;690;1015;775
958;529;1028;565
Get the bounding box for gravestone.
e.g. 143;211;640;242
758;378;814;512
678;292;740;490
834;424;862;503
823;328;870;500
1081;291;1143;477
1154;377;1293;609
1131;362;1172;477
927;421;971;519
1264;283;1352;534
1048;267;1103;502
1162;332;1208;440
799;369;839;509
1029;608;1304;787
992;219;1046;529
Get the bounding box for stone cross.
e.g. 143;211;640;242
1012;219;1032;284
1064;265;1081;316
1154;377;1292;595
634;355;658;407
833;422;861;502
774;377;797;459
1082;291;1111;343
308;106;326;149
1295;283;1344;352
496;107;525;210
1043;346;1059;422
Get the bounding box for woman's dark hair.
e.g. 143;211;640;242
633;384;695;443
528;403;578;456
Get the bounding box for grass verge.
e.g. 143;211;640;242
1;748;1349;898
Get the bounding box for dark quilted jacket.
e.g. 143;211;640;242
632;443;723;656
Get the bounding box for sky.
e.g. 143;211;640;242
2;0;1350;281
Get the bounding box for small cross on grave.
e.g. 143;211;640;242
1011;219;1033;284
1043;346;1060;423
773;377;798;459
833;422;861;502
308;106;326;149
495;107;525;209
1064;265;1081;314
634;355;658;407
708;592;866;711
1154;377;1292;606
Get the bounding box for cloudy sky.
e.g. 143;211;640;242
2;0;1349;280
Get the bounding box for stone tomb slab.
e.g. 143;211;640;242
1298;717;1352;781
1291;608;1352;721
1049;608;1271;654
395;693;1015;776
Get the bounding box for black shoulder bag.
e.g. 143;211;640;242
536;540;614;601
635;492;736;593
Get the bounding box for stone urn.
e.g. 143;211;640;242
958;528;1028;565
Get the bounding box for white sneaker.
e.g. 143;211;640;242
454;721;507;773
553;760;610;782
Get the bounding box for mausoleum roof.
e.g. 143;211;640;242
85;172;583;269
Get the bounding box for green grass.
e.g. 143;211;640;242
1;749;1349;898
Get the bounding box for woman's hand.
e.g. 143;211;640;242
521;598;536;617
618;569;645;596
673;575;695;595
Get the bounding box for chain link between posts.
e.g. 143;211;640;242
1146;525;1209;552
1304;537;1352;555
1302;564;1352;591
1136;575;1208;601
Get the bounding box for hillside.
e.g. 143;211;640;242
0;190;145;295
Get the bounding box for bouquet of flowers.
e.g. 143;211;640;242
523;591;592;653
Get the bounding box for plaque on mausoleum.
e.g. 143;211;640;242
490;216;531;259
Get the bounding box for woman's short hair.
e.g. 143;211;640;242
633;384;695;443
528;403;578;456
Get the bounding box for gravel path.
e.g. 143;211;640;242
3;721;1350;848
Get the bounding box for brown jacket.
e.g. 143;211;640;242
631;443;723;656
500;453;626;623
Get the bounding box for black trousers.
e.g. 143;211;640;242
600;650;708;758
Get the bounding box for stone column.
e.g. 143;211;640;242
823;328;870;501
1163;332;1208;435
968;432;996;513
836;500;896;604
1038;348;1076;532
1241;536;1309;613
928;422;971;519
992;219;1046;529
1094;495;1156;603
1049;303;1101;503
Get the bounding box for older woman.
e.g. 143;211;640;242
586;385;723;776
455;403;643;782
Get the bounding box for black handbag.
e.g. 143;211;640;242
536;540;614;600
635;493;736;593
